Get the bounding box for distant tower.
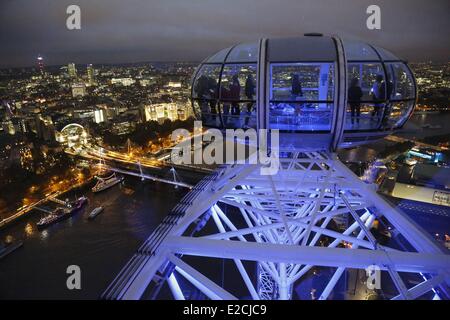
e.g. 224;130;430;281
36;55;44;74
68;63;77;79
87;64;95;86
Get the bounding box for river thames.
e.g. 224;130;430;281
0;176;189;299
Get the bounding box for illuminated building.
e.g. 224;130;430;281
71;83;86;98
142;103;186;122
36;54;44;74
2;120;15;135
111;77;135;86
140;79;150;86
167;81;182;88
111;121;135;135
68;63;77;78
94;109;106;123
59;123;88;149
87;64;95;86
35;115;56;141
408;147;443;163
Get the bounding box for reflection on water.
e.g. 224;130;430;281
4;235;14;244
39;229;49;241
400;112;450;139
24;223;34;237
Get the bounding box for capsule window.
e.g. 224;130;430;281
269;62;335;132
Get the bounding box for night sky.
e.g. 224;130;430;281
1;0;449;68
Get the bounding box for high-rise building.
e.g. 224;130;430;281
87;64;95;86
68;63;77;79
36;55;44;74
34;114;55;141
11;118;27;134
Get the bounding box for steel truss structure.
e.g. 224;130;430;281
103;151;450;300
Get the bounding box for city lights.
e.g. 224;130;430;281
0;0;448;307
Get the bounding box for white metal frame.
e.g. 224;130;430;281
103;36;447;300
109;151;449;300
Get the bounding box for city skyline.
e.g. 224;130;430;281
1;0;450;68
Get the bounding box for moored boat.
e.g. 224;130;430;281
0;240;24;259
36;196;88;230
88;206;104;220
92;173;124;193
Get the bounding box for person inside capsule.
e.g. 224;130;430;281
348;77;363;126
191;37;416;141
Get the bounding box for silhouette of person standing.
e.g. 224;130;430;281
229;75;241;117
348;78;363;126
220;85;230;126
371;74;384;120
291;74;303;125
291;74;303;100
194;75;210;122
207;76;218;124
380;78;394;126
